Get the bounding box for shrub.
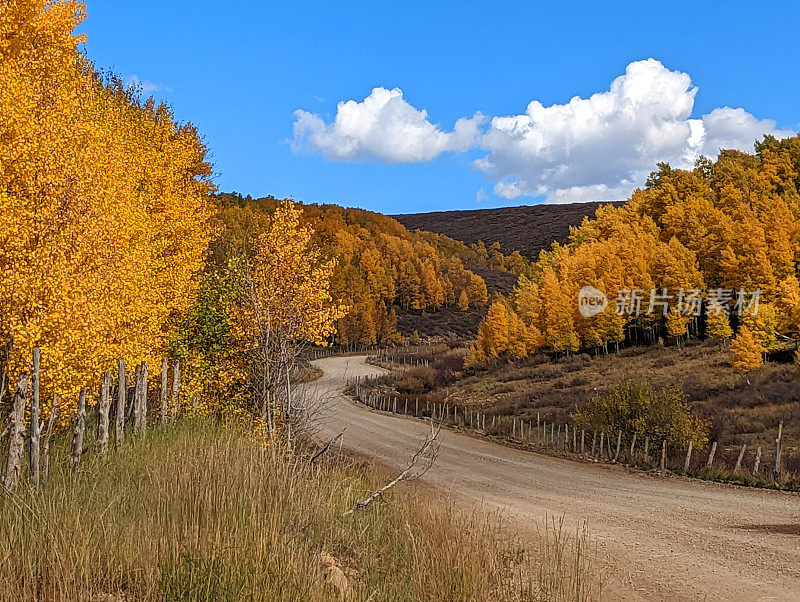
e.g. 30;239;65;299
572;381;709;447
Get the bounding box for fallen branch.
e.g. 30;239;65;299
309;428;346;465
345;421;441;515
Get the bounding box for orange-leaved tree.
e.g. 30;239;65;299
730;326;763;374
0;0;213;416
244;200;347;443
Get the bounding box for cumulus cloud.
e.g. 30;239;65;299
126;75;170;94
475;59;793;202
292;87;485;163
291;60;794;202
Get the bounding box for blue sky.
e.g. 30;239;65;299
80;1;799;214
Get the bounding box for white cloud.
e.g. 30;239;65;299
290;60;794;203
292;87;485;163
475;188;488;203
475;59;793;203
126;75;170;94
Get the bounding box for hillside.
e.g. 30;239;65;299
393;202;616;259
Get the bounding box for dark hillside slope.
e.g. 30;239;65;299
394;202;618;259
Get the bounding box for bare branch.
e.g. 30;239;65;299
309;428;346;466
345;422;442;515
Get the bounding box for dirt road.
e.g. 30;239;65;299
310;355;800;601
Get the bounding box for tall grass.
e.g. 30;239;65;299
0;420;600;600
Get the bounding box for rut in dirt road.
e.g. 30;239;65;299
307;355;800;601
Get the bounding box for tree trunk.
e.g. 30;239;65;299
171;360;181;416
42;395;58;483
115;359;126;448
159;357;169;424
29;349;43;490
71;390;87;470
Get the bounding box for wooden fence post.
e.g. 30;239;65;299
71;390;87;470
581;430;585;455
29;349;43;490
4;374;29;493
591;431;597;456
643;437;649;461
614;430;622;463
775;422;783;477
42;395;58;483
734;444;747;473
753;445;762;475
599;432;605;459
660;440;667;472
629;433;637;458
684;441;693;473
706;441;717;469
115;359;126;447
97;371;111;456
159;358;169;424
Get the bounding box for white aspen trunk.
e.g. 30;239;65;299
171;360;181;416
138;361;148;434
71;390;87;470
159;357;169;424
42;395;58;484
115;359;126;448
29;349;43;490
133;363;143;433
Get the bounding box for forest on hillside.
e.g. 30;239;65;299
469;140;800;375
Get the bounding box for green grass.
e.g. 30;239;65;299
0;419;601;600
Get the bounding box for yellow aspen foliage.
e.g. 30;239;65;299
213;196;502;344
775;276;800;337
250;200;347;346
466;273;489;306
705;304;733;342
730;326;763;373
506;310;529;360
741;304;780;356
665;309;691;348
0;0;213;413
457;290;470;311
467;302;510;365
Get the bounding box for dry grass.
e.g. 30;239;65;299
420;341;800;451
0;419;601;600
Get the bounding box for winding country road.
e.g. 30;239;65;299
310;355;800;601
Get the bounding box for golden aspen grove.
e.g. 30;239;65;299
0;1;504;420
0;0;214;415
469;140;800;373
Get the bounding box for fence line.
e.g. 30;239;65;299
2;350;187;493
345;375;793;487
